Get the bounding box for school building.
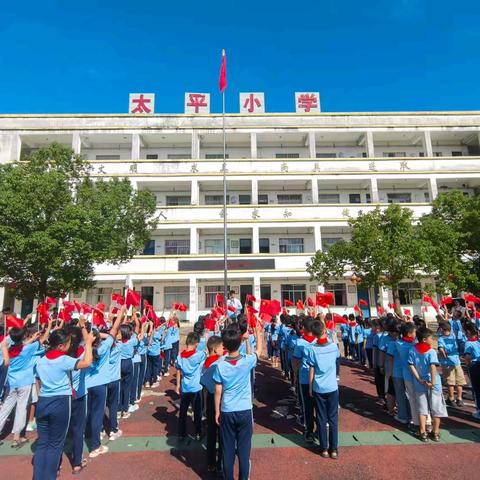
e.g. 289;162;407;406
1;109;480;321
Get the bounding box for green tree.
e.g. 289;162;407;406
307;204;430;312
0;143;157;300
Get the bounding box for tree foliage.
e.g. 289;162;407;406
0;143;157;299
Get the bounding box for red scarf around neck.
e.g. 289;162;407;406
403;336;414;343
180;349;197;359
204;354;220;369
76;346;85;358
317;337;329;345
349;321;357;327
415;342;431;354
46;349;67;360
303;334;316;343
9;344;24;358
468;337;478;342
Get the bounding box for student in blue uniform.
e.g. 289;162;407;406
463;323;480;420
213;321;263;480
105;329;122;440
372;320;386;402
146;323;162;387
162;320;174;376
175;331;206;440
170;317;181;366
306;319;340;459
363;319;374;368
129;318;146;410
135;322;149;402
33;328;94;480
200;335;224;473
340;320;350;358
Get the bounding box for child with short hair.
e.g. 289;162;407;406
201;335;224;473
463;323;480;420
175;331;206;440
408;327;448;442
307;319;340;459
438;321;466;407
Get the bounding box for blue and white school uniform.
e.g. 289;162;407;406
396;338;418;425
146;329;162;385
364;327;374;367
170;325;180;364
136;336;148;399
387;340;409;423
118;334;137;413
162;327;174;373
464;338;480;411
130;336;141;405
105;340;122;434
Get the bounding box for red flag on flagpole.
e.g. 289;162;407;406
219;49;227;92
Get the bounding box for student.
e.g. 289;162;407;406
307;319;340;459
292;316;316;443
264;321;273;361
162;318;174;376
213;322;263;480
270;318;280;368
379;321;397;414
169;316;181;367
437;321;466;407
0;326;47;448
135;322;149;402
105;330;122;439
279;317;292;379
146;323;162;387
129;319;147;409
372;320;386;400
340;320;350;358
200;335;224;473
408;327;448;442
176;331;206;440
363;319;375;368
463;324;480;420
33;328;94;480
347;314;360;361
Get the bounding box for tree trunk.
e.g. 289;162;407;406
391;285;402;317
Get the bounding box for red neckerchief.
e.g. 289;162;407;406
180;349;197;359
403;336;414;343
317;337;329;345
349;321;357;327
225;355;241;366
469;337;478;342
160;351;165;359
205;354;220;369
46;349;67;359
121;339;129;344
303;334;316;343
77;346;84;358
415;342;431;354
325;320;334;331
9;344;24;358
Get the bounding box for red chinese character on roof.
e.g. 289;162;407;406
131;94;152;114
243;93;262;113
187;93;208;113
297;93;318;112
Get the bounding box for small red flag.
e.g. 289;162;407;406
422;294;439;310
283;299;294;307
36;303;50;325
333;313;348;324
296;299;305;310
246;294;256;303
377;306;385;315
125;288;140;308
359;299;368;307
219;49;227;92
404;308;412;316
306;297;315;307
6;315;24;329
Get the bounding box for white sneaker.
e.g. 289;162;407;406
89;445;109;458
151;382;160;388
163;372;170;377
472;410;480;420
121;412;131;419
109;430;123;441
26;421;36;432
100;431;105;439
140;392;145;398
128;404;139;413
135;399;141;404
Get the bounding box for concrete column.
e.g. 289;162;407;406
253;275;261;308
308;131;316;158
13;134;21;161
191;179;199;205
250;132;257;159
189;277;198;323
251;179;258;204
72;132;81;155
380;286;390;308
130;179;138;191
311;179;319;204
191;132;200;159
370;177;380;203
14;298;22;316
422;131;433;157
190;227;198;254
0;286;5;311
252;226;260;254
429;177;438;201
366;131;375;158
314;225;322;252
132;133;141;160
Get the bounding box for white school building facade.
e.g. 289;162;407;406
1;110;480;321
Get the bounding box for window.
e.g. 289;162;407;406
323;237;343;251
318;194;340;204
419;152;425;157
279;238;304;254
260;284;271;300
96;154;120;160
164;286;189;309
141;287;154;311
205;154;229;159
424;192;430;202
452;151;463;156
146;154;158;159
281;284;306;304
143;240;155;255
166;196;190;206
316;153;337;158
239;238;252;254
205;285;224;308
362;152;367;158
276;153;300;158
258;194;269;205
383;152;406;157
239;194;251;205
86;287;122;308
204;239;225;254
167;153;191;159
433;152;443;157
277;194;302;204
398;282;422;305
259;238;270;253
205;195;229;205
349;193;361;204
366;193;371;203
387;193;412;204
165;239;190;255
325;283;347;306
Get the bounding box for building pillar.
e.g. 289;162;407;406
314;225;322;252
13;134;21;161
251;178;258;205
13;298;22;316
370;177;380;203
428;177;438;201
190;227;198;254
252;226;260;254
0;286;5;311
308;131;316;158
191;179;199;205
72;132;81;155
253;275;261;308
132;133;141;160
311;179;319;204
366;131;375;158
191;132;200;159
250;132;257;159
380;286;390;308
189;277;198;323
422;131;433;157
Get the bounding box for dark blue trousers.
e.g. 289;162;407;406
0;364;7;400
120;359;133;413
137;354;147;399
87;384;107;450
313;389;339;452
163;349;172;373
299;382;314;434
105;380;120;434
171;341;179;365
130;361;140;404
178;391;202;437
220;409;253;480
206;392;222;468
33;395;71;480
68;395;87;467
146;354;159;386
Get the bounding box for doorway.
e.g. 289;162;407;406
240;284;253;311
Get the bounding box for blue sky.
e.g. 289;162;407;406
1;0;479;114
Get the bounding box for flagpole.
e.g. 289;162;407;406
222;81;228;307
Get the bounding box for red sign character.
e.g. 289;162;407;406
297;93;318;112
243;94;262;113
131;94;152;113
187;94;208;113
